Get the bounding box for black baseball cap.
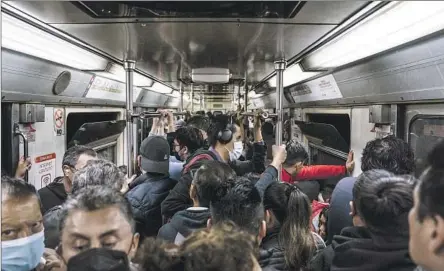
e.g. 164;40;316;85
139;136;170;175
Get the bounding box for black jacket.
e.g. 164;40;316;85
309;226;415;271
125;173;176;240
157;207;210;244
259;230;287;271
161;143;267;219
38;177;67;214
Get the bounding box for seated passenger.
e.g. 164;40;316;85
161;114;266;219
282;139;354;183
409;140;444;271
71;159;126;193
158;160;236;243
169;126;205;181
126;136;176;239
310;170;416;271
59;186;139;270
38;145;97;214
327;136;415;244
262;182;326;271
2;176;64;271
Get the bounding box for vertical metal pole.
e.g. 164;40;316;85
190;84;194;113
274;59;287;181
200;89;203;111
124;60;136;177
244;84;248;112
179;82;184;112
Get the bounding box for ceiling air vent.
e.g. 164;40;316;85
191;68;231;84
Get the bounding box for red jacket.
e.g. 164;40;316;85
281;165;346;183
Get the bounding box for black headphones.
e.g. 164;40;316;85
217;118;235;144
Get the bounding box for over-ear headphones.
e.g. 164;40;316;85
217;117;235;144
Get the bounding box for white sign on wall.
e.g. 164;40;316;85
34;153;56;189
85;76;142;102
289;74;343;103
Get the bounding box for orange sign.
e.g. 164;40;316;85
34;153;56;163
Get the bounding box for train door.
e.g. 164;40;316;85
1;103;65;189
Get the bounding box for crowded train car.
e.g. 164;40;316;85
1;1;444;271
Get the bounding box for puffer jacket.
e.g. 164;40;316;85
259;228;325;271
259;230;287;271
125;173;176;240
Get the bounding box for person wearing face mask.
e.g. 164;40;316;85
125;136;176;240
59;186;140;271
161;114;266;220
168;126;205;181
2;176;65;271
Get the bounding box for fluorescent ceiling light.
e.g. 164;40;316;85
146;82;173;94
94;70;153;87
304;1;444;69
268;64;320;88
1;13;108;70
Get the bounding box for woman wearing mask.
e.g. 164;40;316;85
260;182;325;271
1;176;65;271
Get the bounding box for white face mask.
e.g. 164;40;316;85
228;141;244;161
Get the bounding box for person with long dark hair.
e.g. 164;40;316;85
261;182;325;271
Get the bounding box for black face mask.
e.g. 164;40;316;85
67;248;130;271
173;151;183;162
203;139;209;149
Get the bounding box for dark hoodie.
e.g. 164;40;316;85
38;177;68;214
157;207;210;244
309;226;415;271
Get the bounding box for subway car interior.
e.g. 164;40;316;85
1;1;444;271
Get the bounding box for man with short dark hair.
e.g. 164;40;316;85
59;186;139;270
38;145;97;214
209;176;266;241
327;136;415;244
157;160;236;244
161;114;266;220
281;139;354;184
409;140;444;271
310;170;416;271
125;136;176;240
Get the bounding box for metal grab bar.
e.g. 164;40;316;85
133;111;190;119
14;124;29;183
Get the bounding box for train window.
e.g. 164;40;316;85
409;115;444;177
96;144;117;162
67;112;118;144
307;114;351;147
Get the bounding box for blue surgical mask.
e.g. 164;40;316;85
2;230;45;271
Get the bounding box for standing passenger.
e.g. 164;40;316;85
59;186;139;270
327;136;415;244
2;177;64;271
125;136;176;240
409;140;444;271
310;170;416;271
38;145;97;214
161;114;266;219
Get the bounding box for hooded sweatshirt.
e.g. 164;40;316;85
157;207;210;244
310;226;415;271
38;177;68;214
